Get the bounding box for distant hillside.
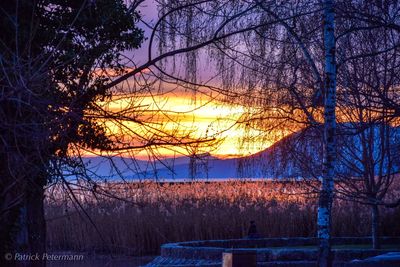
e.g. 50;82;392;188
80;123;400;181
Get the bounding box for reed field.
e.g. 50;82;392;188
45;180;400;256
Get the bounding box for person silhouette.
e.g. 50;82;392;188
247;221;260;238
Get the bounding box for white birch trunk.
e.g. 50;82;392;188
317;0;336;266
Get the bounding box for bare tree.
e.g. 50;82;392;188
334;6;400;247
147;1;400;265
0;1;215;266
3;1;400;267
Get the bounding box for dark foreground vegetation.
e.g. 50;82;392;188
45;180;400;256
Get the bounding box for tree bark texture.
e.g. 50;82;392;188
317;0;337;266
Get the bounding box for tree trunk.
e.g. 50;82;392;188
371;204;380;249
0;169;46;267
0;154;27;267
0;191;23;267
27;184;46;267
317;1;337;267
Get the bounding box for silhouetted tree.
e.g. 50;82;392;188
0;1;224;265
0;1;144;266
151;1;400;265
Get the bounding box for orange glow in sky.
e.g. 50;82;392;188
93;92;277;159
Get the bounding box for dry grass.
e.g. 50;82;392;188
45;180;400;256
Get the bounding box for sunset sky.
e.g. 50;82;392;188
86;1;289;160
94;90;277;159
